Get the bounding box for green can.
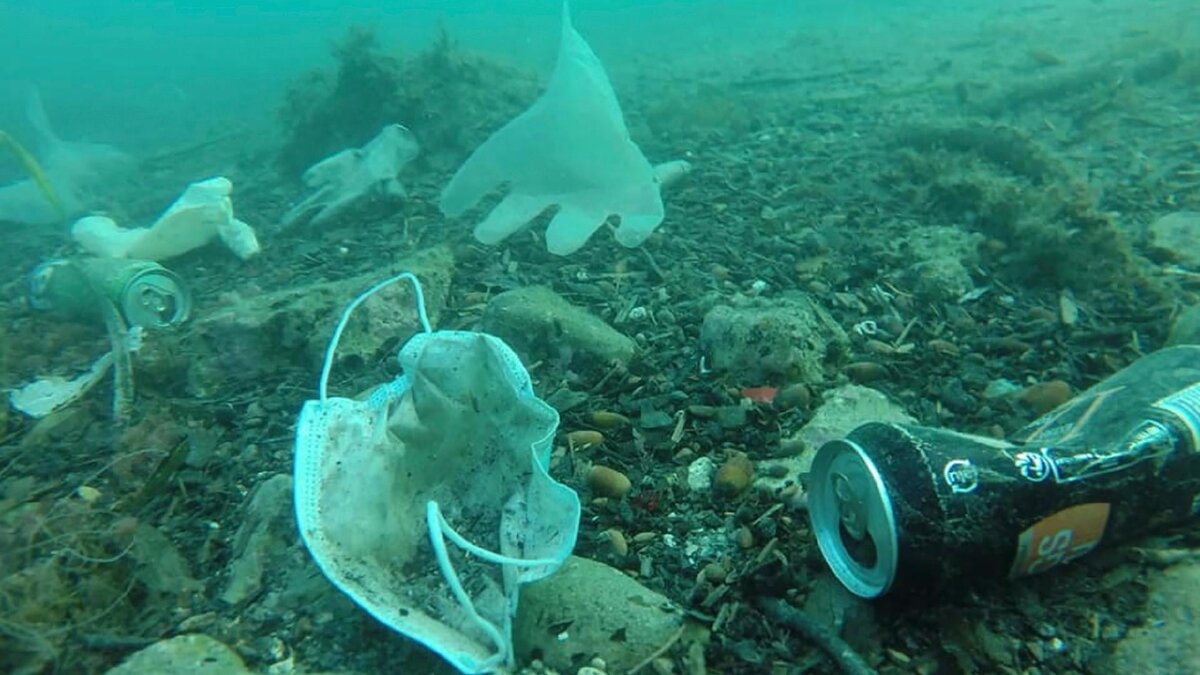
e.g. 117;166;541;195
28;257;191;328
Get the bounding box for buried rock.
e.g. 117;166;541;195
513;555;689;673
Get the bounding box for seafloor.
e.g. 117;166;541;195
2;3;1200;675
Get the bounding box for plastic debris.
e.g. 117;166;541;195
71;176;259;261
440;2;687;255
0;90;132;226
282;124;419;228
294;273;580;673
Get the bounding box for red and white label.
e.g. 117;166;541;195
1009;503;1111;577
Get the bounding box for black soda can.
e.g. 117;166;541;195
807;345;1200;598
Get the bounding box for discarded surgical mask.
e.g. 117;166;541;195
294;273;580;673
282;124;419;228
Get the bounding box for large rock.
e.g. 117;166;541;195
220;474;295;605
482;286;635;370
700;293;848;384
514;556;686;673
1097;561;1200;673
1168;304;1200;346
103;634;251;675
1149;211;1200;269
141;246;453;397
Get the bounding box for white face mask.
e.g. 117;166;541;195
293;273;580;674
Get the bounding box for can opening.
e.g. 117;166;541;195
809;439;899;598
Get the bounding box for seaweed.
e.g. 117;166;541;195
279;24;537;178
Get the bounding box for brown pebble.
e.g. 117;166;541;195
588;465;632;498
864;339;896;355
845;361;888;383
736;525;755;549
927;339;960;356
588;411;630;429
774;383;810;411
1018;380;1072;415
567;430;604;449
714;452;754;497
702;562;728;584
601;528;628;557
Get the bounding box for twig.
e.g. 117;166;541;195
757;598;877;675
628;623;687;674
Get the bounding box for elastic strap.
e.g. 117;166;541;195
318;272;431;401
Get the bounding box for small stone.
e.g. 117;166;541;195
588;411;630;428
775;383;811;411
844;361;888;383
587;465;632;499
735;526;755;549
687;457;716;491
601;529;628;557
567;430;605;449
1018;380;1072;415
713;452;754;497
701;562;728;584
77;485;102;503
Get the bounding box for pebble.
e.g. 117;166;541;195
714;452;754;496
774;383;811;410
1018;380;1072;415
687;457;716;491
588;411;630;428
601;529;628;557
587;465;632;499
567;430;605;449
735;525;755;549
844;361;888;383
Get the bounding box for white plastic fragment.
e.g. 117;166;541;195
71;176;259;261
8;352;114;418
282;124;419;228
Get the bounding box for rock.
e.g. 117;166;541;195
514;556;686;673
756;385;913;500
1168;304;1200;346
1148;211;1200;268
103;634;251;675
130;523;204;598
1095;561;1200;673
899;226;984;303
141;246;453;397
700;293;848;384
482;286;635;369
221;474;295;605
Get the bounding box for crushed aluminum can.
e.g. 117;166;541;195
808;345;1200;598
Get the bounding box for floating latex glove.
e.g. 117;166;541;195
282;124;419;228
71;177;259;261
294;273;580;674
440;2;689;255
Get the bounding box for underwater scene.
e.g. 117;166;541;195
1;0;1200;673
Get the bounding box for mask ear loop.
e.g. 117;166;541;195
317;272;432;401
426;501;561;671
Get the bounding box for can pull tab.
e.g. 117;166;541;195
833;471;869;540
136;284;177;324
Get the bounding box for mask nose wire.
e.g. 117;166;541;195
317;272;432;401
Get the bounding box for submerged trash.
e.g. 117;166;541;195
71;176;259;261
0;90;132;226
808;346;1200;599
28;257;192;329
282;123;420;228
294;273;580;673
440;2;688;255
7;325;143;419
